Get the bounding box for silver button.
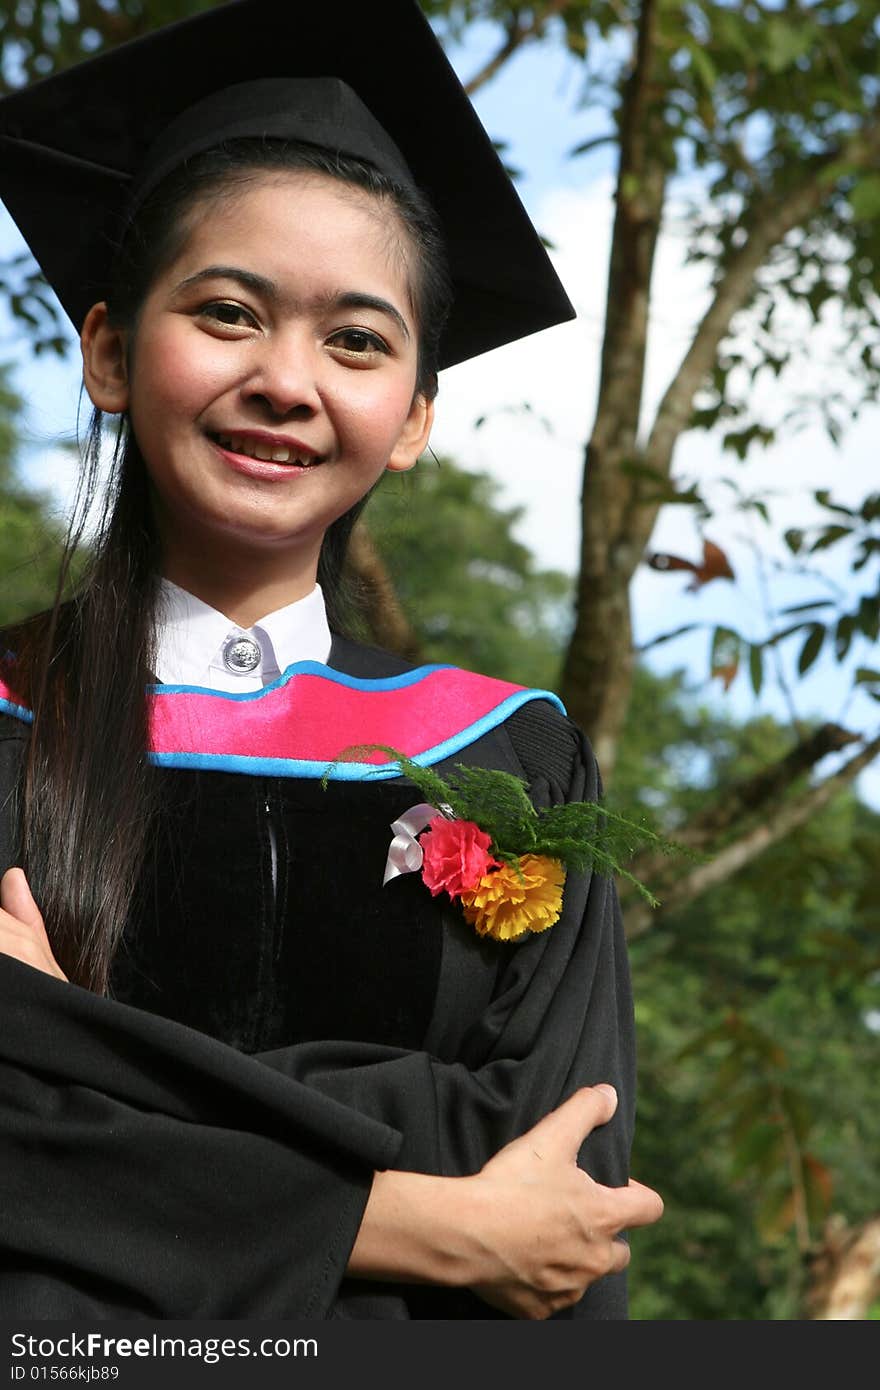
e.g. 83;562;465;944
222;633;262;675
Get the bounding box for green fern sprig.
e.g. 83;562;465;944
321;743;459;811
434;762;540;852
324;743;685;907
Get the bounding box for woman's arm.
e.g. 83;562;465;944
350;1087;662;1320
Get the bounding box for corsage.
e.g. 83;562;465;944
326;745;673;943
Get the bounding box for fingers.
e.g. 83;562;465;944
0;868;66;980
0;867;43;928
608;1236;632;1275
606;1179;665;1231
515;1084;619;1162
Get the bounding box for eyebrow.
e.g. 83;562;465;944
173;266;411;340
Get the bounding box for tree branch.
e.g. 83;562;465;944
464;0;572;95
666;722;860;851
622;732;880;938
622;721;861;892
636;124;880;534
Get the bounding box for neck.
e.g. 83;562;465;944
160;554;319;628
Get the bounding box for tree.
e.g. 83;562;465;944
412;0;880;925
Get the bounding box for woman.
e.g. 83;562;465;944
0;0;663;1319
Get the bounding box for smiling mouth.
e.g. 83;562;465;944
211;432;321;466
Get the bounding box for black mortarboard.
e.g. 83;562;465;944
0;0;575;370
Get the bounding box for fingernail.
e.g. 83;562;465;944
595;1083;617;1102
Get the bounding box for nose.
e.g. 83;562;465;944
241;331;322;419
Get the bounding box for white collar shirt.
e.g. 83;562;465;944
152;579;333;691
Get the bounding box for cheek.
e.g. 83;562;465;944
332;380;417;448
129;322;226;417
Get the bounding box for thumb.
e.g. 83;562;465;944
0;867;44;928
514;1084;619;1163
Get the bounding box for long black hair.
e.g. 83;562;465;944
5;139;452;991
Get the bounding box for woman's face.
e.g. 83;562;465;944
86;170;432;589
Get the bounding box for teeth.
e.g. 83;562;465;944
216;433;315;466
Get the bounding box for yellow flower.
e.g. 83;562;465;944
459;854;566;942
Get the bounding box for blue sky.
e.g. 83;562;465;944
2;14;878;808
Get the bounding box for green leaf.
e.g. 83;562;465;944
814;490;853;517
721;423;775;461
731;1122;785;1181
711;625;742;662
803;1154;833;1227
757;1188;796;1243
638;622;701;653
779;600;833;616
569;133;615;159
850;175;880;223
835;614;855;661
688;42;717;91
856;597;880;643
778;1086;814;1146
763;15;814;73
855;667;880;685
798;624;825;675
810;525;851;553
749;643;763;697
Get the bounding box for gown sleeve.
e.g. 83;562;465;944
0;706;635;1320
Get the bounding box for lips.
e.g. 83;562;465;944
211;432;321;466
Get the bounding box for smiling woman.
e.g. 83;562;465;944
0;0;662;1322
82;172;433;621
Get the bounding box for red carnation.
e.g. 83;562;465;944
419;816;498;899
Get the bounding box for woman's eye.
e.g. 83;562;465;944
199;301;255;328
328;327;388;356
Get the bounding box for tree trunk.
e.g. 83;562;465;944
559;0;667;779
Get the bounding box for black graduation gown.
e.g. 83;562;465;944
0;635;636;1320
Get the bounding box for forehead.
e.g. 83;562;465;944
160;168;415;305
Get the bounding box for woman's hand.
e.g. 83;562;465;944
0;868;67;980
349;1084;663;1318
464;1084;663;1318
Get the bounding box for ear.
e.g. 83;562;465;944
80;301;130;413
386;392;435;473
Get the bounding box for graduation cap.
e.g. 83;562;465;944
0;0;575;370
